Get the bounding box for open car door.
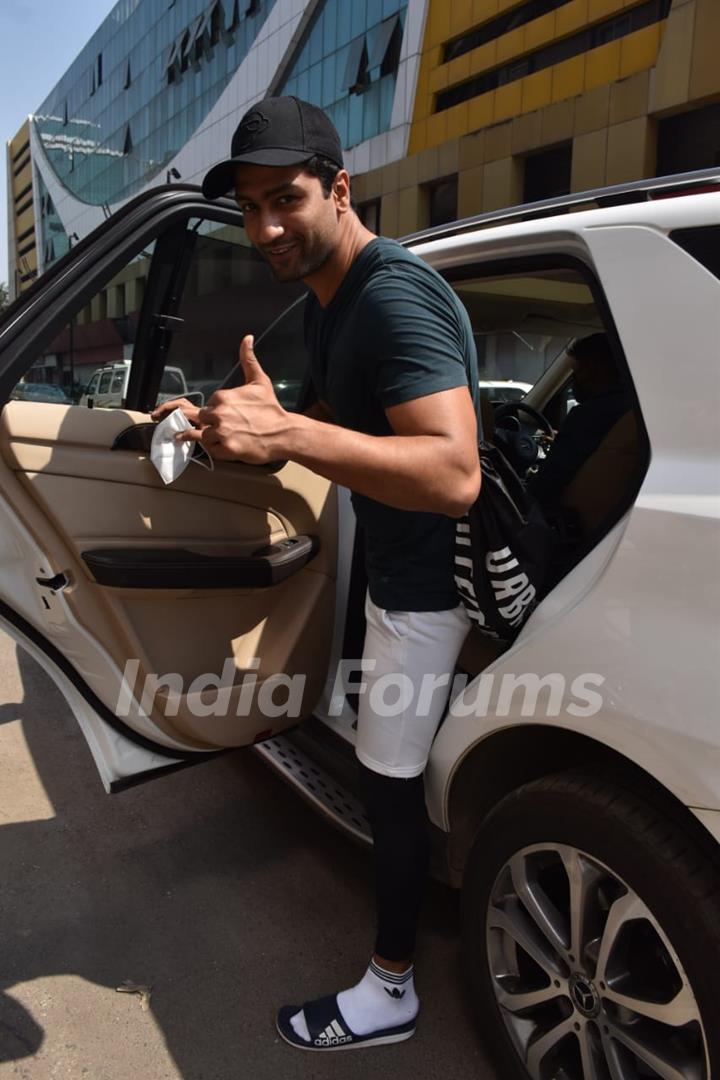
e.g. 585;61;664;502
0;190;338;790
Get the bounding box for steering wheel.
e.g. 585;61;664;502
492;401;555;473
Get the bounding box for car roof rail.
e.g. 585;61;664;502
403;166;720;245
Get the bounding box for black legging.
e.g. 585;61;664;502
358;762;430;962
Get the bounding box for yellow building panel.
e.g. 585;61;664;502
496;26;525;64
15;206;35;238
619;23;661;79
426;2;451;48
556;0;590;39
9;121;29;159
446;101;470;140
12;165;33;198
17;242;37;270
468;39;498;76
447;52;471;86
449;0;474;38
497;0;524;13
494;80;523;123
467;92;495;133
689;0;720;102
524;11;556;52
552;55;586;101
585;40;622;90
413;63;432;121
473;0;500;23
522;68;554;112
426;109;449;149
588;0;624;21
429;63;450;93
408;118;428;155
648;0;694;113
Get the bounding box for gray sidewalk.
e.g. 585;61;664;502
0;630;495;1079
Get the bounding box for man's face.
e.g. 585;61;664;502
234;162;342;282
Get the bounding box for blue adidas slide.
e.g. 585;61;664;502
276;994;416;1051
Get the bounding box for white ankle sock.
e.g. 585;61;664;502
290;959;419;1042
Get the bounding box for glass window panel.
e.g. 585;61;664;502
336;0;352;46
322;54;336;107
362;83;381;142
297;65;310;100
367;0;383;29
348;91;363;146
309;18;324;66
330;95;348;146
309;61;322;103
163;220;309;412
379;71;395;129
323;1;338;54
351;0;367;38
9;241;155;407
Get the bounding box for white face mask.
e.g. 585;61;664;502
150;407;213;485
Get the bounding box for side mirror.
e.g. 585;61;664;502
87;397;94;410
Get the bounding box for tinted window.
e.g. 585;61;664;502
159;369;185;395
670;226;720;281
162;220;310;412
8;243;154;407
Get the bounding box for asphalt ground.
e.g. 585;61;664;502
0;629;498;1079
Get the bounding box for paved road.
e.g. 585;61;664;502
0;630;498;1079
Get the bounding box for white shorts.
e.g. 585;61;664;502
355;592;471;779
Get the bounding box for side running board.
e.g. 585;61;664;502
252;734;371;846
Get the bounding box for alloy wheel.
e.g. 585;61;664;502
485;843;709;1079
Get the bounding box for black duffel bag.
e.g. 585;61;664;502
455;441;556;641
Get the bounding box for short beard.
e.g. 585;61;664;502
264;239;334;283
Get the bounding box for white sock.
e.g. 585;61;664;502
290;959;419;1042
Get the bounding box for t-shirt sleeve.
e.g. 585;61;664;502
360;269;471;409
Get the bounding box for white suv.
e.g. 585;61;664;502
79;360;192;408
0;170;718;1079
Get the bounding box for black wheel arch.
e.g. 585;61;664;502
444;725;720;886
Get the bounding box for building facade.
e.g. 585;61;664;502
7;0;720;301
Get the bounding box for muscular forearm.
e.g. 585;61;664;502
284;412;479;517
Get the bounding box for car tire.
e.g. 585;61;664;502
460;770;720;1079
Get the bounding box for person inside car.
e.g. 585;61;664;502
152;96;481;1052
527;332;633;508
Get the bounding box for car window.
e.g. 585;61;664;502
451;263;644;549
159;368;185;396
453;268;601;403
161;220;309;411
8;242;155;408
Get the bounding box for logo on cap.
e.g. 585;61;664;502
234;111;269;151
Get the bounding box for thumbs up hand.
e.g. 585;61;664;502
176;335;292;463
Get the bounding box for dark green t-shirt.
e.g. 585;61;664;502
305;237;479;612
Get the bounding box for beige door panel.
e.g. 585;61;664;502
1;402;337;577
0;402;338;749
111;569;333;745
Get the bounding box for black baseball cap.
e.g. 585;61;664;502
202;96;344;199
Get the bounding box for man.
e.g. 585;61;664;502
154;96;480;1051
528;332;632;507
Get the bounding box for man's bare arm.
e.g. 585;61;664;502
286;387;480;516
177;336;481;517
